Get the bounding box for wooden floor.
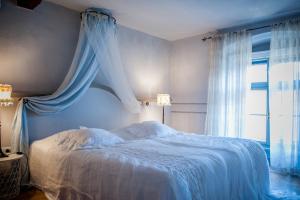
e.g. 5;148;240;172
13;187;47;200
13;172;300;200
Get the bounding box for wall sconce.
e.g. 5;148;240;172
139;97;156;106
141;100;151;106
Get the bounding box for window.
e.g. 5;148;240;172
244;59;270;148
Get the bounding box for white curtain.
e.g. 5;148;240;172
83;9;141;113
269;18;300;175
205;31;252;137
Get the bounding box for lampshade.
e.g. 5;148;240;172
157;94;171;106
0;84;13;106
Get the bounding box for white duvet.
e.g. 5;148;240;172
29;123;270;200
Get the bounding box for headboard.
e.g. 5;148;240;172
27;87;139;143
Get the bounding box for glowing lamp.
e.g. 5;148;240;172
157;94;171;124
0;84;14;157
157;94;171;106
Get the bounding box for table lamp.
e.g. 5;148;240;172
0;84;13;158
157;94;171;124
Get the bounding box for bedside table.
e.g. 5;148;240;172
0;154;23;200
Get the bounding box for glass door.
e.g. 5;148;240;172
245;59;270;159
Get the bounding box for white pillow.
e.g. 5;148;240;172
112;121;177;140
50;128;124;151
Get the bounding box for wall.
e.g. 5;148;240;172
118;26;171;99
0;0;80;95
0;0;172;147
117;26;171;125
170;35;209;133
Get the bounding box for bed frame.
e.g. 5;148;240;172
27;87;139;143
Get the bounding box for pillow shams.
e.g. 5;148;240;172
112;121;177;140
49;128;124;151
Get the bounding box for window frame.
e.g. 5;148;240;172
249;58;270;160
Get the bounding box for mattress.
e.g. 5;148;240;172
29;133;270;200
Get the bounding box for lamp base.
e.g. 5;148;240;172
0;148;8;158
162;106;165;124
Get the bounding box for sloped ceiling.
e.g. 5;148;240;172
46;0;300;40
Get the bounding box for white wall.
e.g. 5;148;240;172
170;35;210;133
118;26;171;99
117;26;172;125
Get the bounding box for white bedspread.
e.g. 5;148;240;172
29;133;270;200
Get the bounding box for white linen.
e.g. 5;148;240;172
44;128;124;151
112;121;177;140
29;132;270;200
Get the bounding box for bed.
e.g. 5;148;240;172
27;88;270;200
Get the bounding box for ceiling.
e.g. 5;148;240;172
46;0;300;41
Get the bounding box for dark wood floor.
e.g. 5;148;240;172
13;172;300;200
13;187;47;200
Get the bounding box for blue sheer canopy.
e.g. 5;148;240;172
11;8;140;153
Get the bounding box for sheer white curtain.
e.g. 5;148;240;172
205;31;252;137
269;18;300;175
83;9;141;113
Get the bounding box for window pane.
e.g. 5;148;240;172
246;90;266;114
247;63;267;83
244;115;266;142
245;61;268;143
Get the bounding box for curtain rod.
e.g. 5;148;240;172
80;10;117;24
202;25;271;41
202;17;300;41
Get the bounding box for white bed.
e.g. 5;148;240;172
29;124;270;200
27;88;270;200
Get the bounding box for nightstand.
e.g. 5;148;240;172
0;154;23;200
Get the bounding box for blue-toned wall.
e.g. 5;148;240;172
0;0;80;95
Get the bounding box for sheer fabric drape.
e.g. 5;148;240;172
83;9;140;113
12;23;98;153
12;9;140;153
205;31;252;137
269;18;300;175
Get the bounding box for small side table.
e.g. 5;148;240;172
0;154;23;200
